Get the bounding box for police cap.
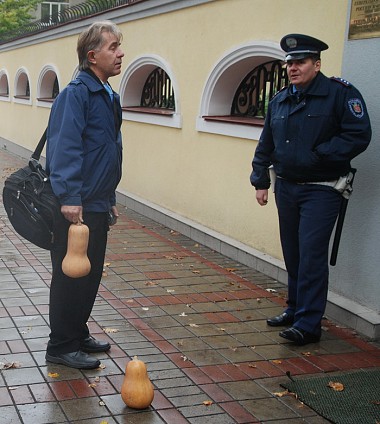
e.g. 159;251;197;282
280;34;328;61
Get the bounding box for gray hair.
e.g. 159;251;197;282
77;21;122;71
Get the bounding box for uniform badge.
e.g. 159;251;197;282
286;37;297;49
348;98;364;118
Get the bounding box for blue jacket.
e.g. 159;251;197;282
251;72;371;189
46;70;122;212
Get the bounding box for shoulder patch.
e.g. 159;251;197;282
347;98;365;118
331;76;352;87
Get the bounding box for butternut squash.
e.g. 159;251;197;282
62;223;91;278
121;356;154;409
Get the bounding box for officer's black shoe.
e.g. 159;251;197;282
80;336;111;353
279;326;321;346
45;350;101;369
267;312;294;327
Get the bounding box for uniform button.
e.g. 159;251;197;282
285;140;290;143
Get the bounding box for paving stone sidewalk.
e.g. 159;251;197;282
0;148;379;424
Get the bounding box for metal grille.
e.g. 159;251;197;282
52;76;60;99
0;0;146;44
231;60;288;118
140;68;175;110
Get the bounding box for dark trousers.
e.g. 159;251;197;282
275;179;342;335
47;212;108;355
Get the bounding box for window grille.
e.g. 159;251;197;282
140;67;175;110
231;60;288;119
52;76;59;98
0;75;9;95
26;80;30;97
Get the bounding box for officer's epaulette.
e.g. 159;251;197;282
330;76;352;87
271;85;288;99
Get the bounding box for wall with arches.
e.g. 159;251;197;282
3;0;377;336
0;0;348;264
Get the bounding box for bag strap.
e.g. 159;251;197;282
31;128;48;161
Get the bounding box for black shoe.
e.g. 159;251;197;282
80;336;111;353
45;350;101;369
279;326;321;346
267;312;294;327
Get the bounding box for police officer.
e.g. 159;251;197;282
250;34;371;345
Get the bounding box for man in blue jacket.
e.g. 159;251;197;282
250;34;371;345
45;21;124;369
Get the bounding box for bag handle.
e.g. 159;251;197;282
31;128;47;161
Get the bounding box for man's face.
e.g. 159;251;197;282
286;57;321;89
89;31;124;81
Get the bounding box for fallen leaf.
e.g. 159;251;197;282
328;381;344;391
248;363;257;368
88;383;97;388
145;281;158;286
48;372;59;378
104;262;111;267
301;351;312;356
274;390;289;397
225;268;237;272
265;288;277;293
189;323;199;327
192;270;201;274
98;364;106;370
179;312;187;317
180;355;188;361
99;400;106;406
104;328;118;333
203;400;213;406
0;362;21;370
257;298;262;303
142;307;150;311
272;360;282;364
166;289;175;293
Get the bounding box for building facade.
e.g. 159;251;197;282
0;0;379;339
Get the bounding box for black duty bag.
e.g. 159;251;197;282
2;129;62;250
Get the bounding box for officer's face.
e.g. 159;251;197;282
286;58;321;89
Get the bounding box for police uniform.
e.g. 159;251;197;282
250;34;371;345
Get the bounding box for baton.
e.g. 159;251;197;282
330;169;356;266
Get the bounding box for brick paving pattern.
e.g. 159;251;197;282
0;148;379;423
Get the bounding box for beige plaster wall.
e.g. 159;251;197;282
0;0;348;260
